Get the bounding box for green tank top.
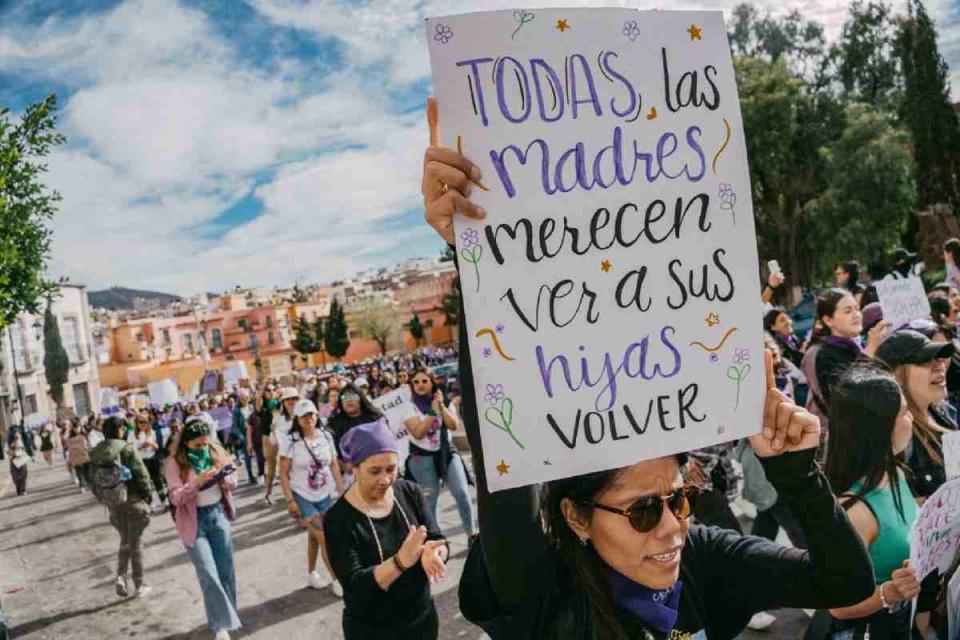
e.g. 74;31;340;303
849;473;918;584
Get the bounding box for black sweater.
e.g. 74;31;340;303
324;480;444;631
453;299;875;640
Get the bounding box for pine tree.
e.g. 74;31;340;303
409;313;425;347
313;316;326;367
897;0;960;207
43;301;69;410
324;298;350;360
291;315;316;356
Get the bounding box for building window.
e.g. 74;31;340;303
161;329;171;346
9;325;28;370
268;332;275;345
238;318;248;331
250;335;259;349
62;317;81;362
266;316;273;328
73;383;91;416
183;333;194;353
23;393;38;415
211;329;223;350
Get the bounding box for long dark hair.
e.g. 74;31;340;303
103;416;126;440
334;382;381;421
763;307;787;334
813;288;853;340
825;363;907;521
944;238;960;266
540;455;689;640
838;260;861;292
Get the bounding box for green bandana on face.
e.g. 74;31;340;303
266;399;280;411
187;446;213;474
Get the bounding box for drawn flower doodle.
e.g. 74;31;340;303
622;20;641;41
718;183;738;225
434;24;454;44
709;353;719;364
482;347;493;359
733;348;750;365
460;228;479;249
484;384;506;404
495;323;505;334
460;230;484;292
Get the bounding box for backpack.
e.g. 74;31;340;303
92;454;131;508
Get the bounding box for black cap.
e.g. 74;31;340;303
892;248;918;264
874;330;954;368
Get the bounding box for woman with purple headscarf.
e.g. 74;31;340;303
324;419;448;640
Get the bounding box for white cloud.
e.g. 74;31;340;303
3;0;960;296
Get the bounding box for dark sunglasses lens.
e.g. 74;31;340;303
668;489;693;520
628;496;663;533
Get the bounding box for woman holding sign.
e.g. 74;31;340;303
421;101;874;640
823;364;922;639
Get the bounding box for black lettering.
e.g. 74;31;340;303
657;395;673;431
608;410;629;441
584;412;605;444
678;383;705;429
547;411;580;449
615;268;652;312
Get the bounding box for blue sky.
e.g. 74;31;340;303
2;0;959;295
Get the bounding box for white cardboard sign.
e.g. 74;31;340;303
910;476;960;582
875;277;930;330
944;430;960;480
148;379;180;407
427;9;764;490
371;386;414;471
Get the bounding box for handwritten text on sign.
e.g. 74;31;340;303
910;476;960;582
427;9;764;490
875;277;930;331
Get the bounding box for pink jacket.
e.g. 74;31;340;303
163;457;237;548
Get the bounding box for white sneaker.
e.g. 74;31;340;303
214;631;230;640
134;585;152;598
331;580;343;598
307;571;326;590
256;476;265;486
747;611;776;631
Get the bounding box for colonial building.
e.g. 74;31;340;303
0;284;102;431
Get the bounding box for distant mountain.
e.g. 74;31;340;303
88;287;181;310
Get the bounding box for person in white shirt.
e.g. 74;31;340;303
279;399;345;596
130;415;166;513
263;387;299;505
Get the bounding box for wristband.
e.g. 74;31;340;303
393;555;408;572
879;583;893;611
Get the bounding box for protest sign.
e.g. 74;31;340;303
222;362;249;388
427;9;764;490
100;387;121;415
148;379;180;407
372;386;414;470
945;431;960;480
910;476;960;582
875;277;930;330
207;406;233;434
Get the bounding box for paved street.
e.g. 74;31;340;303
0;455;809;640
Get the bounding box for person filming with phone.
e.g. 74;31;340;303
165;413;242;640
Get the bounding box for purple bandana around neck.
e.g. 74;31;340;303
606;565;683;635
412;391;434;416
823;334;863;357
778;331;800;352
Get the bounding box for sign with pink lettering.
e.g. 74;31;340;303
427;9;763;490
910;476;960;582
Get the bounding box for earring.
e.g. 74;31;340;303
579;537;589;547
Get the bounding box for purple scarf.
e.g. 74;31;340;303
823;334;863;357
777;331;801;352
607;566;683;635
412;391;435;417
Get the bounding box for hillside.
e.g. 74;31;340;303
88;287;181;310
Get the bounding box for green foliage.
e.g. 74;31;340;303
835;1;901;108
897;0;960;207
439;245;455;262
324;298;350;360
0;95;64;329
312;316;324;349
354;297;400;355
442;278;461;327
806;103;916;275
43;302;69;408
291;314;317;355
409;313;424;345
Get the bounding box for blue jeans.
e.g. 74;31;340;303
186;504;241;634
407;454;476;535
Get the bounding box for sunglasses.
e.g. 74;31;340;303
581;485;701;533
341;393;360;402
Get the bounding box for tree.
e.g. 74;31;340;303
43;301;69;410
807;103;916;274
409;313;425;347
0;95;64;329
324;298;350;360
291;314;316;361
312;316;326;367
355;297;401;355
439;245;456;262
736;56;844;286
834;1;901;109
897;0;960;208
442;277;461;341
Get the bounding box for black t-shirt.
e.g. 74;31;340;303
324;480;445;631
329;411;378;458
